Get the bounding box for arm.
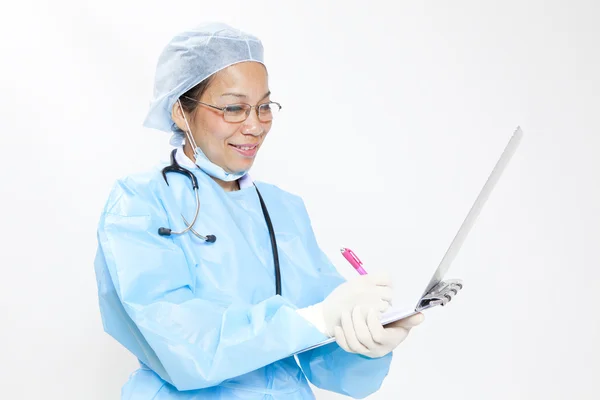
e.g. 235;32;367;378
297;343;392;399
95;179;328;391
294;200;393;398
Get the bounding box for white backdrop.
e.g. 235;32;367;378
1;1;599;399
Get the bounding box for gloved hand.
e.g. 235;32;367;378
297;274;393;337
333;307;424;358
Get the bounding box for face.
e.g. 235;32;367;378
173;62;272;174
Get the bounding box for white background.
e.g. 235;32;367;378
1;1;599;399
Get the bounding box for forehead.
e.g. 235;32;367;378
207;62;269;94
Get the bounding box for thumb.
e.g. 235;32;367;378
387;312;425;329
363;272;393;287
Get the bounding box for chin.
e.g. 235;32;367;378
229;161;254;174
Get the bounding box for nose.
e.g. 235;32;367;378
240;109;264;136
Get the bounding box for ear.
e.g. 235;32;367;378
171;100;189;132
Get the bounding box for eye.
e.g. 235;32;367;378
224;104;247;115
259;103;275;115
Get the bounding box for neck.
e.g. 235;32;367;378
213;177;240;192
183;143;240;192
183;143;196;164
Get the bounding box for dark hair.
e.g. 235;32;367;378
178;75;215;114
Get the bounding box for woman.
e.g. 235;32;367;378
94;22;424;399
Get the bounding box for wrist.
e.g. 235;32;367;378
297;303;329;336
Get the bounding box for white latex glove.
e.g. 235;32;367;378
333;307;424;358
297;274;393;337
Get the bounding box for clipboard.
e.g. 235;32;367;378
298;126;524;353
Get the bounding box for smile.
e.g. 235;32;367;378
229;143;259;157
229;144;258;150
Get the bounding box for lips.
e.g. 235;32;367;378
229;143;258;151
229;143;259;157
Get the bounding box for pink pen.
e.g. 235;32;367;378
340;247;368;275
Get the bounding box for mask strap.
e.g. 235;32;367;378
177;99;199;149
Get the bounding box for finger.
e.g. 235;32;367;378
389;312;425;329
378;299;391;313
352;307;377;350
364;272;393;287
334;326;353;353
367;307;388;344
375;286;394;304
341;309;370;354
384;324;410;346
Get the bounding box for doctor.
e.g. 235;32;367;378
94;23;424;399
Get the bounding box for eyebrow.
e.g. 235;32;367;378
220;91;271;101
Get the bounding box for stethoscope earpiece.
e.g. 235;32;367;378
158;227;172;236
158;225;217;243
205;235;217;243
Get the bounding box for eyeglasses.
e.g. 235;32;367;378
183;96;282;123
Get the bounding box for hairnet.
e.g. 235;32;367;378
143;22;265;141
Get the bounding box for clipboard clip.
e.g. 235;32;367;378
416;279;464;311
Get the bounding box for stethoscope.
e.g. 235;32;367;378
157;149;282;295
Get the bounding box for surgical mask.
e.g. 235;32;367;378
178;99;247;182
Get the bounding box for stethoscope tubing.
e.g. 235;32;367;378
158;149;281;295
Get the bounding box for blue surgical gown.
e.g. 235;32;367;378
94;162;393;399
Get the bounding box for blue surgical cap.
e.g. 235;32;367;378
143;22;265;141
